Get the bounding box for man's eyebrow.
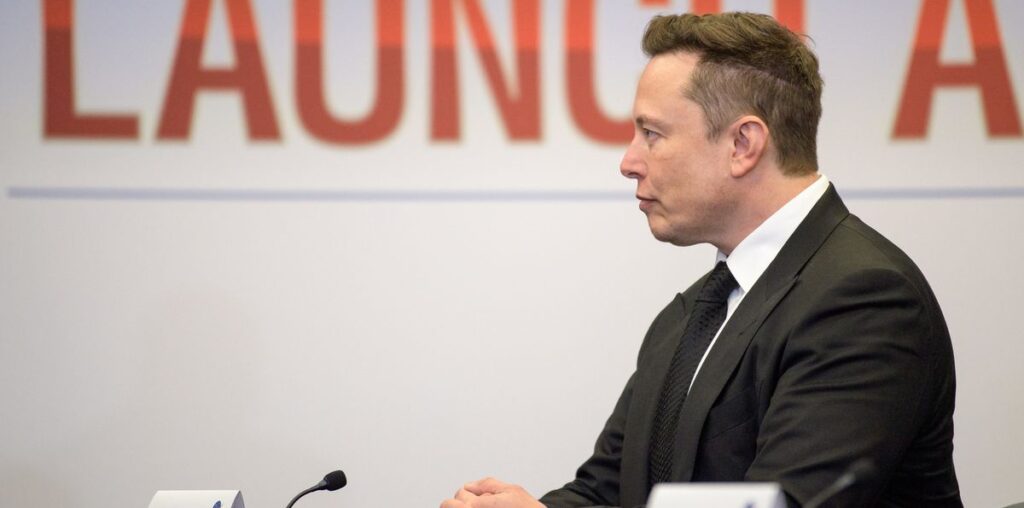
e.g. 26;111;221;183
636;115;668;130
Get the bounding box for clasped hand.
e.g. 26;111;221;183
440;477;546;508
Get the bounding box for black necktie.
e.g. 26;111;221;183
649;261;739;486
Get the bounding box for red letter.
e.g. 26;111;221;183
637;1;805;30
773;0;805;33
295;0;404;144
686;0;805;32
565;0;633;144
43;0;138;139
894;0;1021;138
690;0;720;14
431;0;540;141
158;0;279;140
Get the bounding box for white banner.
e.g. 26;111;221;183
2;1;1022;507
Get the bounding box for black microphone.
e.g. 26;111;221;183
803;459;876;508
285;470;347;508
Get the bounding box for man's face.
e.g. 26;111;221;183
620;51;735;247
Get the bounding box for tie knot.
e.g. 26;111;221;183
697;261;738;303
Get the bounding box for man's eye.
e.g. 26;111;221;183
643;128;658;140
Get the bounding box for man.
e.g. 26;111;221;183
442;12;961;508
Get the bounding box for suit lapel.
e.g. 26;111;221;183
671;185;851;482
672;274;797;481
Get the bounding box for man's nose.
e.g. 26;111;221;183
620;136;644;180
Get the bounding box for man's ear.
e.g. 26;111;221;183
729;116;769;178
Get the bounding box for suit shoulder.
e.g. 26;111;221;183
798;214;949;338
813;215;933;289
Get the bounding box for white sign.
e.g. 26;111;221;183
648;483;786;508
148;490;245;508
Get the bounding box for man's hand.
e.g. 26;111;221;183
440;477;546;508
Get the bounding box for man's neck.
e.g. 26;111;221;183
716;172;821;256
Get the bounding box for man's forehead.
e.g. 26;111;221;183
634;54;700;119
637;52;697;98
644;51;700;77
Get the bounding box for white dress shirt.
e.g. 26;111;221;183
688;174;831;392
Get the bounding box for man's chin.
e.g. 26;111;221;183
648;223;697;247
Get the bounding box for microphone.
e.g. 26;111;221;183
803;459;876;508
285;470;347;508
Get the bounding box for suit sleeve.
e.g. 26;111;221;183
539;303;675;508
744;266;950;506
538;371;635;508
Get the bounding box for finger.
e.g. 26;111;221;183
466;493;518;508
465;477;508;495
455;488;479;503
440;499;467;508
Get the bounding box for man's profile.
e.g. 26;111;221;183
442;11;961;508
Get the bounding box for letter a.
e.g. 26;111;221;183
894;0;1021;138
158;0;279;140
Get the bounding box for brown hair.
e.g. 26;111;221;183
642;12;822;175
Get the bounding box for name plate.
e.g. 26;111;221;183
148;490;245;508
648;483;785;508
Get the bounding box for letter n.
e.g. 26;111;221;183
158;0;280;140
431;0;541;141
43;0;138;139
295;0;404;144
894;0;1021;138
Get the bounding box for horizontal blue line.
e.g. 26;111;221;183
6;187;628;202
6;186;1024;202
840;187;1024;200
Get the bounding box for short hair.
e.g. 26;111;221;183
642;12;822;175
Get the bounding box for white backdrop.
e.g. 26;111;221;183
2;1;1023;507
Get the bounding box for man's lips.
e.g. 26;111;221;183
637;195;655;211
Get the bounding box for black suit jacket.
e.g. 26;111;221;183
540;186;961;507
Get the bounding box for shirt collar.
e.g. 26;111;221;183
716;174;830;293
